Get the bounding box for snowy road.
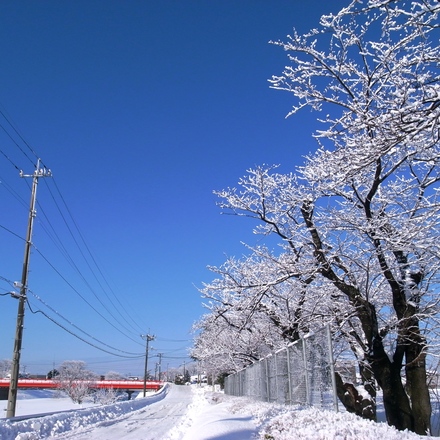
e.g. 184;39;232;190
1;385;434;439
0;384;258;439
51;385;194;440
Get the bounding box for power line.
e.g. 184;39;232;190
27;301;143;359
0;116;146;346
49;177;145;334
0;173;28;208
2;273;145;359
2;171;145;347
32;245;143;347
27;288;143;356
0;224;25;241
0;123;35;167
33;195;142;340
0;104;159;369
0;148;21;171
0;103;39;164
0;274;15;286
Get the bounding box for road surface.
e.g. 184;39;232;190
52;384;194;440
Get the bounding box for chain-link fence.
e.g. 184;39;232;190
224;325;338;411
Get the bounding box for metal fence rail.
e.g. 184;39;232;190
224;325;338;411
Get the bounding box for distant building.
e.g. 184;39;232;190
190;374;207;384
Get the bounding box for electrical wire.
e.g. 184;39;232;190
0;121;146;344
0;148;21;172
0;104;177;359
27;300;143;359
33;199;142;341
39;178;143;337
27;288;143;356
0;104;39;165
0;130;145;346
49;177;145;334
0;123;35;167
1;183;146;349
1;272;145;360
0;274;15;285
33;245;143;346
0;224;25;241
0;275;16;297
0;173;29;208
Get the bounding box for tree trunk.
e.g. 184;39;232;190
404;320;431;435
359;361;377;421
335;372;376;421
300;204;431;434
406;353;431;435
371;335;414;431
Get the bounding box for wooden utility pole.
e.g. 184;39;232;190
6;160;51;418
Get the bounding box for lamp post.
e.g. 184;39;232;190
141;334;155;397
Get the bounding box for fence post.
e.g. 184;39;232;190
265;358;270;402
274;352;279;404
286;345;292;405
302;337;311;405
326;324;339;412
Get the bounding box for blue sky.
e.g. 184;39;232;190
0;0;347;377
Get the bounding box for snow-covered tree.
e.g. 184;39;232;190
0;360;11;379
269;1;440;434
93;387;120;405
193;246;323;368
55;360;97;404
104;370;125;380
195;0;440;435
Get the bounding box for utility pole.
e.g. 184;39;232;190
141;333;155;397
7;159;51;418
158;353;163;381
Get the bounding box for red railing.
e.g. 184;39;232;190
0;379;162;391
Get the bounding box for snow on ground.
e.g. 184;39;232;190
3;389;98;418
0;384;438;439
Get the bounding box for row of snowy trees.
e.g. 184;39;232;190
191;0;440;436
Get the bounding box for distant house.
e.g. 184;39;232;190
190;374;207;384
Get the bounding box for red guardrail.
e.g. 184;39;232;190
0;379;162;391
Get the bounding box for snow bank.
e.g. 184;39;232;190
0;385;168;440
167;387;437;440
258;407;434;440
219;394;436;440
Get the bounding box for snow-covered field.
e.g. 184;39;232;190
0;384;438;439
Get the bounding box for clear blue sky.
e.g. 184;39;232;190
0;1;347;376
